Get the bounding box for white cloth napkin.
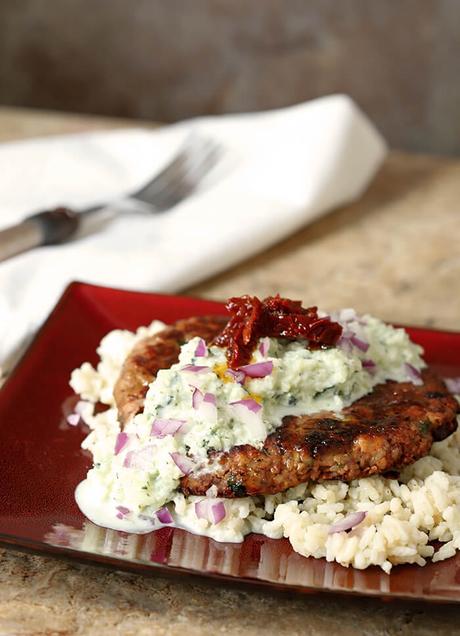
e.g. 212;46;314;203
0;95;386;369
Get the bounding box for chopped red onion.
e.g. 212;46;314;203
258;337;270;357
195;338;208;357
156;507;174;524
192;387;203;409
362;359;377;374
194;499;209;520
230;398;262;413
210;501;226;524
66;413;80;426
170;452;194;475
182;364;209;373
151;418;185;438
445;377;460;394
206;485;218;498
194;499;226;524
114;431;129;455
225;369;246;384
230;399;264;435
192;388;216;410
339;331;369;353
339;308;357;322
338;308;367;326
405;363;423;386
203;392;216;406
116;505;130;515
123;446;155;470
337;331;354;353
239;361;273;378
328;511;367;534
123;451;134;468
350;335;369;352
116;505;130;520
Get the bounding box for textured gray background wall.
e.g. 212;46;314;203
1;0;459;154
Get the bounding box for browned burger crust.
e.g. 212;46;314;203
181;369;459;497
114;315;227;424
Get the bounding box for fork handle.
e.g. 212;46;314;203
0;207;80;263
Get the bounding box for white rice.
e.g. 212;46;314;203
70;322;460;574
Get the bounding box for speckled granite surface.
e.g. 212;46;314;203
1;109;460;635
2;548;460;636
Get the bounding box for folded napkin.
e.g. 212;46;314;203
0;95;386;370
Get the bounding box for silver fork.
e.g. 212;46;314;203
0;135;221;263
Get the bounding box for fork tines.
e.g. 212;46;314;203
134;135;222;210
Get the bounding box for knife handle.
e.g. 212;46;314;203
0;207;80;263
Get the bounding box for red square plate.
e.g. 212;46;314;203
1;281;460;602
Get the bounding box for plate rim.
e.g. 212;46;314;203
2;279;460;604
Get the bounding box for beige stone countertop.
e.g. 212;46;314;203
1;107;460;635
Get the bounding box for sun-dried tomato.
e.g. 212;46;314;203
213;294;343;368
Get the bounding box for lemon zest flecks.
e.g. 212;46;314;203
213;362;231;383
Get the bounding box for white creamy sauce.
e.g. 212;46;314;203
74;478;252;542
73;310;426;538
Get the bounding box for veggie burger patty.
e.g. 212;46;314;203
114;316;459;495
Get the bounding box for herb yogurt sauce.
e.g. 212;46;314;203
75;310;425;535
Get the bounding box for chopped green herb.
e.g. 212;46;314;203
227;478;247;496
419;420;430;435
